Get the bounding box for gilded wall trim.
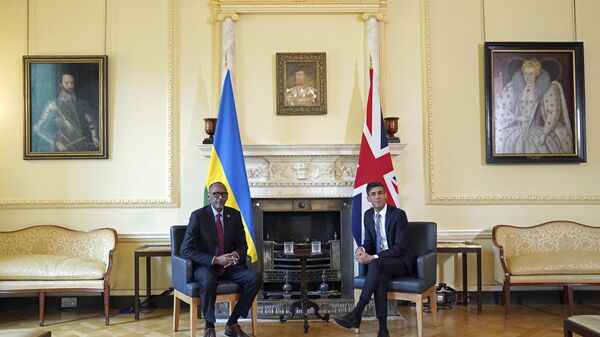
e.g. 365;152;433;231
0;0;176;209
212;0;387;14
421;0;600;205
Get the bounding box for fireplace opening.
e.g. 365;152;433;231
252;199;354;301
263;211;340;243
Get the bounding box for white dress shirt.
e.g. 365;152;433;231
373;204;389;258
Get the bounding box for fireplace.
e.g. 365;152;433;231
252;198;354;300
199;144;404;318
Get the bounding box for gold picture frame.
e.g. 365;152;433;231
276;52;327;115
23;55;108;159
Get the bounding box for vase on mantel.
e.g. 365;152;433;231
203;118;217;144
383;117;400;143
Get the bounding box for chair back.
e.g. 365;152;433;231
357;221;436;277
170;225;187;256
406;222;437;256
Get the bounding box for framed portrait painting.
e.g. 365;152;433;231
23;55;108;159
484;42;586;163
276;52;327;115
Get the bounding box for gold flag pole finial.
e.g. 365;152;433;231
369;54;373;69
224;54;228;69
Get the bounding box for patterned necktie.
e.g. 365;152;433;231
375;213;382;253
215;213;225;275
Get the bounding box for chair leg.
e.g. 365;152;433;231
251;295;258;337
354;289;360;334
190;297;199;337
416;294;424;337
103;288;111;325
503;282;510;319
565;285;574;316
429;287;438;327
173;293;181;332
38;292;45;326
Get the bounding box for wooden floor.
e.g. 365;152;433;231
1;304;598;337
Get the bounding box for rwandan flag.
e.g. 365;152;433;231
204;70;257;262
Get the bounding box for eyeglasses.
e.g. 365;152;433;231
211;192;229;199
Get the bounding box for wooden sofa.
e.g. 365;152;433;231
0;225;117;326
492;220;600;318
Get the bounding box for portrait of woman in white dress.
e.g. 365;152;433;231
494;58;573;155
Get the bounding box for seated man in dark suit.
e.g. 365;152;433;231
181;181;261;337
333;181;415;337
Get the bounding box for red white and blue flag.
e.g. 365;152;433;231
351;68;399;246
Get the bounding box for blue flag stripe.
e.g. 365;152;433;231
213;71;256;244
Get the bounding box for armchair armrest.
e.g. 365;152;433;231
171;254;194;292
417;251;436;287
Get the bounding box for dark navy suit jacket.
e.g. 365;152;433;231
180;205;248;269
362;204;415;276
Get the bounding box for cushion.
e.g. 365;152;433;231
0;254;106;280
507;251;600;275
0;279;105;290
566;315;600;333
509;274;600;284
0;329;51;337
181;280;242;298
353;276;428;294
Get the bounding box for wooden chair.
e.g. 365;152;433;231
353;222;438;337
170;226;258;337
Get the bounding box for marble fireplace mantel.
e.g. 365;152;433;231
199;144;405;199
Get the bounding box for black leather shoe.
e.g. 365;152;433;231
332;312;361;329
224;323;249;337
204;327;216;337
377;329;390;337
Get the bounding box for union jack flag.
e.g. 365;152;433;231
351;68;399;246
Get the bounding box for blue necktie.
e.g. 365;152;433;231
375;213;382;253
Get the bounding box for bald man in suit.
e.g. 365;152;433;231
181;182;261;337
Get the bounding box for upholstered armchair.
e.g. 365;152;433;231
353;222;438;337
170;225;257;337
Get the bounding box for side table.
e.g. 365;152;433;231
279;248;330;333
436;241;482;314
134;244;171;320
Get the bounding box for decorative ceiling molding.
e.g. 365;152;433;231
212;0;387;14
1;0;177;209
422;0;600;205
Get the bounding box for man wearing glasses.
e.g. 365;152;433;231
181;182;261;337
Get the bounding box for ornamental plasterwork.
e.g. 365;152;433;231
212;0;387;14
199;144;404;198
